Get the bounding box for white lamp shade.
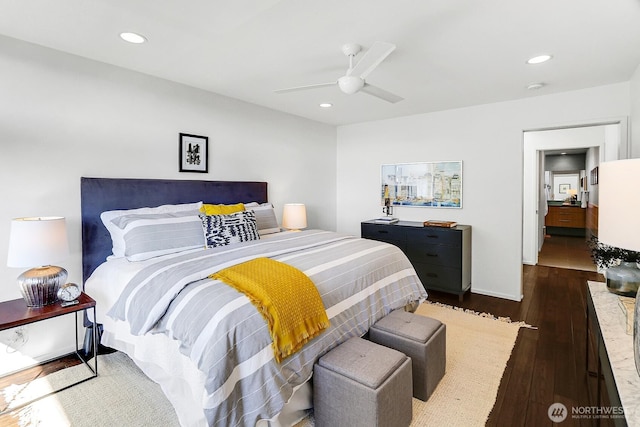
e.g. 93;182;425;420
282;204;307;230
598;159;640;252
7;217;69;268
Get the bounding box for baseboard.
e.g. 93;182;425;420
472;288;523;302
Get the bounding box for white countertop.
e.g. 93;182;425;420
588;281;640;424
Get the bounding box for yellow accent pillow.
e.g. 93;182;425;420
200;203;245;215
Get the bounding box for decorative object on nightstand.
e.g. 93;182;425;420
597;158;640;377
7;216;69;307
282;203;307;231
57;282;82;307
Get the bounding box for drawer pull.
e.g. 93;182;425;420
426;235;439;239
426;253;438;257
426;273;438;278
377;230;389;234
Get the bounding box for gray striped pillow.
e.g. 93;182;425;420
110;210;205;261
245;203;281;235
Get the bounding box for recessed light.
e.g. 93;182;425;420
120;32;147;44
561;152;567;155
527;54;552;64
319;103;333;108
527;82;545;90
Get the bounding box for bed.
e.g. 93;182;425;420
80;177;427;427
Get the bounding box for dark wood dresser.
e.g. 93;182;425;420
361;220;471;300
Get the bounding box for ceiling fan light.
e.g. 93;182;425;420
338;76;364;95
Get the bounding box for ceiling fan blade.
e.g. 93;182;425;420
348;42;396;79
361;83;404;103
275;82;336;94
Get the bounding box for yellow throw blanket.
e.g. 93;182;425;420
211;258;330;362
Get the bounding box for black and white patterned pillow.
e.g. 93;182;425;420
200;210;260;248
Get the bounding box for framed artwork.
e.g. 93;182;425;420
179;133;208;173
559;183;570;194
381;161;462;208
590;166;599;185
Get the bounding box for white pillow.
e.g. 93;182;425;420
245;202;281;235
101;202;203;259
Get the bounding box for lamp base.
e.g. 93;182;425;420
17;266;68;307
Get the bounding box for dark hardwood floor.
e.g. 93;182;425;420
1;264;607;427
428;264;606;427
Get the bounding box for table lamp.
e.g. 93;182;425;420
597;158;640;376
7;217;69;307
282;203;307;231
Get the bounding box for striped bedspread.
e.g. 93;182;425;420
108;230;427;427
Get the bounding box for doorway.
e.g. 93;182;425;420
522;120;628;272
538;235;596;271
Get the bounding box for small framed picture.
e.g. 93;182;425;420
179;133;208;173
559;183;570;194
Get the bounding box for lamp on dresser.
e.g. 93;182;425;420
7;216;69;307
597;158;640;376
282;203;307;231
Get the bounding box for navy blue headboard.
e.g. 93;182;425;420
80;177;268;284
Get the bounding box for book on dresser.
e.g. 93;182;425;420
423;220;457;228
374;217;399;224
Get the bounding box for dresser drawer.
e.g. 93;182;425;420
406;244;462;267
361;223;407;251
408;227;461;247
413;263;463;292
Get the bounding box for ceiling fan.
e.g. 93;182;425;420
275;42;403;103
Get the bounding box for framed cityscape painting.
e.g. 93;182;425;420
381;161;463;208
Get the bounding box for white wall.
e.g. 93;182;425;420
631;63;640;157
0;35;336;372
337;83;630;301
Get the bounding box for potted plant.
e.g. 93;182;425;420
589;235;640;296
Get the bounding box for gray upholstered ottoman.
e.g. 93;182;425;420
313;336;412;427
369;309;446;401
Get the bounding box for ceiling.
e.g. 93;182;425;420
1;0;640;126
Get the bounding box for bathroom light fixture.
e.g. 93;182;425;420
527;54;552;64
319;103;333;108
120;32;147;44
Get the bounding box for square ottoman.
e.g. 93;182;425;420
313;336;412;427
369;309;446;401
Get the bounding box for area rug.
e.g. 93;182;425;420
409;302;532;426
0;352;179;427
1;302;531;427
297;301;533;427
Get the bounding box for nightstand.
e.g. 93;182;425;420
0;293;97;412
